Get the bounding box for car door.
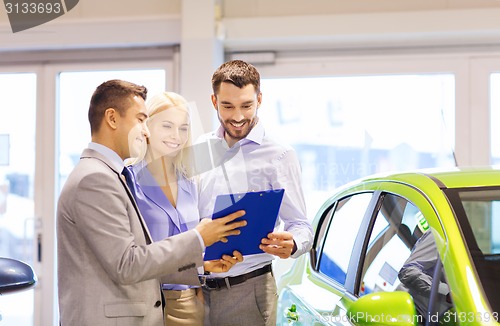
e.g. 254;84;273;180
308;192;378;325
278;191;377;325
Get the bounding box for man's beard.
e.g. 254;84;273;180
220;116;258;141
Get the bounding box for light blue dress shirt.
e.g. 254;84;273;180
196;120;313;278
127;161;201;290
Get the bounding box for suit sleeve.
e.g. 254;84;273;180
73;170;203;285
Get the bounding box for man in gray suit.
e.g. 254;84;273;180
57;79;246;325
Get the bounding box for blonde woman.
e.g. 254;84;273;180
125;91;242;325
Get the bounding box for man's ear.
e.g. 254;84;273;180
211;94;218;110
257;92;262;108
104;108;118;130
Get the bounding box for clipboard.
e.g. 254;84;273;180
203;189;285;261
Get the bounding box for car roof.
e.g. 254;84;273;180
357;166;500;190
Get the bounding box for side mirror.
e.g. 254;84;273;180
0;258;37;295
347;291;417;326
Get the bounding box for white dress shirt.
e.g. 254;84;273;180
196;121;313;278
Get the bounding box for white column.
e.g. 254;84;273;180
180;0;224;138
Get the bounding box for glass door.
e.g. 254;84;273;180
0;58;175;326
0;73;37;325
54;64;170;324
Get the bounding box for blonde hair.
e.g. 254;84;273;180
128;91;192;178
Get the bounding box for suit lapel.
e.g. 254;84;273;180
81;149;153;244
118;172;153;244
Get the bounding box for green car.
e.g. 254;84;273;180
277;167;499;325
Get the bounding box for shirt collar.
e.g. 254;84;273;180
88;142;124;172
215;119;264;146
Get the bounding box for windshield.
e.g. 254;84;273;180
445;187;500;312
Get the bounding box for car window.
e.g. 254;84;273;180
359;193;454;325
318;193;372;285
359;194;418;295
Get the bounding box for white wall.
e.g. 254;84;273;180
221;0;500;16
2;0;500;52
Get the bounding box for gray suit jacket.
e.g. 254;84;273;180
57;148;203;325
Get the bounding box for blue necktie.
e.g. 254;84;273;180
121;166;136;196
122;166;148;210
122;167;146;206
121;166;151;243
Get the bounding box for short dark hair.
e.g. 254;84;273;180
211;60;260;95
88;79;147;134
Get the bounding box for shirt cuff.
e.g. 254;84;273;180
290;236;307;258
197;266;205;275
